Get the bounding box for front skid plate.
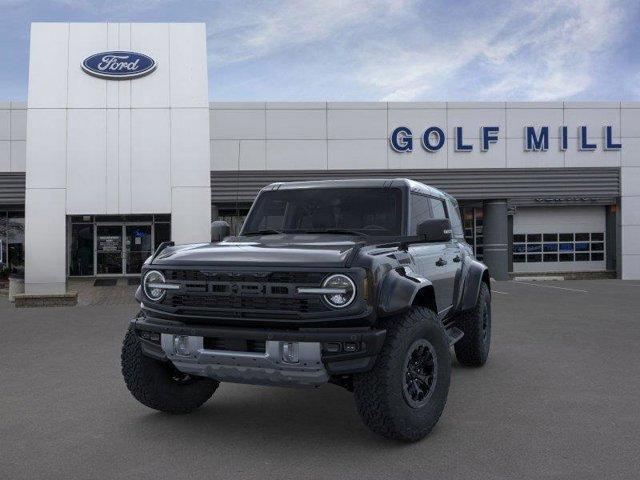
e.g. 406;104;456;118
161;334;330;388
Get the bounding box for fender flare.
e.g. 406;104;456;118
377;267;436;317
460;259;491;311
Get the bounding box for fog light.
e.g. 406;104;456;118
282;342;299;364
173;335;191;356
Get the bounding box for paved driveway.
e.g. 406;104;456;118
1;280;639;479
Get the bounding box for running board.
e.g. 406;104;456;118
446;327;464;346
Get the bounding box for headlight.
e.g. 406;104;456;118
143;270;166;301
322;274;356;308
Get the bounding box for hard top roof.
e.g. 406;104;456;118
260;178;448;199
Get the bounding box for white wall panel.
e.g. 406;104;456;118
117;109;132;213
621;138;640;167
106;108;119;213
28;23;68;108
10;141;26;172
67;23;108;109
171;108;210;186
621;225;640;255
24;188;66;294
446;138;506;169
25;109;67;189
131;23;170;108
266;109;326;139
210;110;265;140
0;141;9;171
211;140;239;170
10;109;27;140
621;108;640;138
621;255;640;279
266;140;327;170
239;140;266;170
621;196;640;226
328;140;387;169
171;186;211;244
169;23;208;107
0;110;9;140
447;108;506;140
327;109;386;139
66;109;107;214
130;108;171;212
621;166;640;196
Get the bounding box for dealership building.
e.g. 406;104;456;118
1;22;640;296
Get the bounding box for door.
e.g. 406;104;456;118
428;197;458;313
96;225;123;275
408;193;456;315
125;225;152;274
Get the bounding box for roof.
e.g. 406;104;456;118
260;178;448;199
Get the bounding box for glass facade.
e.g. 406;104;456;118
0;210;25;277
461;207;484;260
68;215;171;277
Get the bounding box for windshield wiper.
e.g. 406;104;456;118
241;229;284;236
298;229;368;237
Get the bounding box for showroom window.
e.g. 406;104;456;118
512;232;605;263
0;211;25;276
462;207;483;260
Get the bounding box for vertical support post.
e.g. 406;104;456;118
483;200;509;281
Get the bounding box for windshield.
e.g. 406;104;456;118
242;187;403;236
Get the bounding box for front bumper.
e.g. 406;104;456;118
131;315;386;388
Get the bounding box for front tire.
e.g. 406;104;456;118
121;328;219;414
353;307;451;442
454;282;491;367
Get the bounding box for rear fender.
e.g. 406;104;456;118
460;260;491;311
377;267;436;317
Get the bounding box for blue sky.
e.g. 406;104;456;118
1;0;639;101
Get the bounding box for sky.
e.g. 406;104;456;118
1;0;639;102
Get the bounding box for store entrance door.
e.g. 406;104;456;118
96;225;123;275
125;225;152;274
95;224;153;276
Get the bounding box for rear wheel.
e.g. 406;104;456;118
121;328;218;414
353;307;451;442
454;282;491;367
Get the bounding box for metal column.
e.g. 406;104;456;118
483;200;509;281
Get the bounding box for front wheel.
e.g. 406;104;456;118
353;307;451;442
121;328;219;414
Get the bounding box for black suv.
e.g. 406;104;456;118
122;179;491;441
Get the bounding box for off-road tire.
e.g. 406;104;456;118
353;307;451;442
454;282;491;367
121;328;218;414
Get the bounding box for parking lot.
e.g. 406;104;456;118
1;279;639;480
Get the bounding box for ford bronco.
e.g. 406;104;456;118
121;179;491;441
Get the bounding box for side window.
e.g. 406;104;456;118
445;198;464;238
429;198;447;220
409;194;432;234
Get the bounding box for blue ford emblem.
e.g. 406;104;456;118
82;51;156;80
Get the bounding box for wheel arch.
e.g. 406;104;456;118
460;260;491;311
377;267;437;317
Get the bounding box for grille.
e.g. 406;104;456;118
160;269;333;317
169;294;326;313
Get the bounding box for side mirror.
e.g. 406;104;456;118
416;218;452;242
211;220;231;242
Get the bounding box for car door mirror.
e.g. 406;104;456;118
416;218;452;242
211;220;231;242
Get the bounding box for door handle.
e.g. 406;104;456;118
453;255;461;263
435;257;447;267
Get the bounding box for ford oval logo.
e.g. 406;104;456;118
82;51;156;80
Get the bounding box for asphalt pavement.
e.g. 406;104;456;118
1;279;639;479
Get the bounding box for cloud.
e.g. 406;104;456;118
207;0;411;66
357;0;629;101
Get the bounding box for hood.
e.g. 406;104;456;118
152;234;361;268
